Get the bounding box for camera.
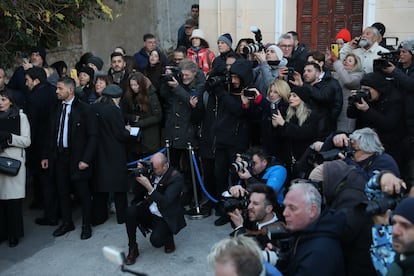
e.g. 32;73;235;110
206;74;230;90
128;160;153;178
373;50;400;72
222;196;250;213
348;88;371;105
161;66;182;83
242;26;264;54
307;140;354;166
230;153;252;173
262;224;295;267
365;195;404;216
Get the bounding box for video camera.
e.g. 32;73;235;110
128;160;153;178
242;26;264;55
230;153;252;173
373;50;400;72
348;88;371;105
161;66;182;83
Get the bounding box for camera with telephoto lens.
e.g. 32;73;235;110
242;26;264;54
222;195;250;213
128;160;153;178
348;88;371;105
262;224;295;267
365;193;406;216
161;66;182;83
230;153;252;173
307;140;355;166
373;50;400;72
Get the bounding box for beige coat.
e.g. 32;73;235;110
0;111;31;200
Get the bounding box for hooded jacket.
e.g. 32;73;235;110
323;160;377;276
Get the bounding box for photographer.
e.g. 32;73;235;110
227;184;281;249
159;59;205;205
310;127;400;180
229;148;287;207
382;38;414;189
365;172;413;274
347;72;405;165
124;153;186;265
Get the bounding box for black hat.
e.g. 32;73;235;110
229;59;253;87
291;86;312;105
393;198;414;225
87;56;104;71
31;46;47;62
102;84;122;98
360;72;388;94
372;22;386;37
78;66;95;81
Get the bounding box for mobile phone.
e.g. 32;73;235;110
287;67;295;81
243;88;256;98
22;57;30;64
270;103;279;115
70;69;77;79
331;43;339;57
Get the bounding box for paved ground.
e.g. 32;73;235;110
0;204;230;276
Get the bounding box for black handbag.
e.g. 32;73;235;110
0;156;21;176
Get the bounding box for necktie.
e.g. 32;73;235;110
58;103;67;151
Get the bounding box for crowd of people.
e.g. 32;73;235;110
0;3;414;274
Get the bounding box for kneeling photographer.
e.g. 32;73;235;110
215;148;287;226
305;127;400;180
124;153;186;265
227;184;282;249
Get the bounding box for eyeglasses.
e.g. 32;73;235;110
279;44;293;49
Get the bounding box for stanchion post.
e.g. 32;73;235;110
165;139;170;163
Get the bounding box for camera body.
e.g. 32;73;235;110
128;160;154;178
307;140;354;166
365;195;404;216
287;67;295;81
262;224;295;267
161;66;182;83
242;87;257;98
222;196;250;213
207;74;230;90
242;26;264;54
374;50;400;72
348;88;371;105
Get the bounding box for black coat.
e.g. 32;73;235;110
147;166;186;234
44;97;97;181
25;82;58;167
93;101;130;192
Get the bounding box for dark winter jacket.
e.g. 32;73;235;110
323;160;376;276
93;100;130;192
287;43;308;75
134;47;168;72
284;209;346;276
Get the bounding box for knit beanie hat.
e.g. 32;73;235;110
291;86;312;105
78;66;95;81
393;197;414;225
360;72;389;95
102;84;123;98
218;33;233;49
335;28;351;43
31;46;47;62
266;45;284;61
372;22;386;36
87;56;104;71
399;38;414;55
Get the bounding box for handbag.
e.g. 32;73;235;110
0;156;21;176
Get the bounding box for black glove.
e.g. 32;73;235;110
0;131;12;143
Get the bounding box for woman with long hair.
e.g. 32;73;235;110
273;85;322;178
143;49;165;92
121;72;162;161
0;89;31;247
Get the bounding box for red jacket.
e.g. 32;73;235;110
187;47;215;75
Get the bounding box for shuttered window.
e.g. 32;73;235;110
297;0;364;51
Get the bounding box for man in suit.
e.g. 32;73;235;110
41;76;97;240
124;152;187;265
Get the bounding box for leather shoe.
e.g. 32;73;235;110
214;215;230;226
8;237;19;248
164;237;175;254
35;217;59;226
53;222;75;237
80;225;92;240
125;243;139;265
